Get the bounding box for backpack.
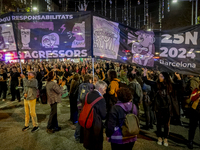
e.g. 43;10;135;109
79;83;93;103
78;93;103;129
116;102;140;137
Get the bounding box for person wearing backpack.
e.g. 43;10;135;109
74;74;94;142
128;73;143;111
143;69;181;147
106;87;139;150
81;81;107;150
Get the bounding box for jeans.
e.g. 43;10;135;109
24;99;38;127
47;102;58;129
156;108;171;138
189;109;200;141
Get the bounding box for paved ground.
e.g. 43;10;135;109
0;96;200;150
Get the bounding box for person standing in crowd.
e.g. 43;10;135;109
142;73;155;130
69;73;80;125
21;72;39;132
143;69;181;147
106;88;138;150
75;75;94;141
128;73;143;111
95;68;105;81
93;75;99;86
185;75;200;149
0;68;7;101
108;70;120;112
83;81;107;150
46;71;66;133
9;66;21;102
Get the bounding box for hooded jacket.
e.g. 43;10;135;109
106;101;138;144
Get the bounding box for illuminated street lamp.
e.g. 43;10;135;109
172;0;198;25
33;7;38;11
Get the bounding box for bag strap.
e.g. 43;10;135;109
84;93;89;105
90;96;103;107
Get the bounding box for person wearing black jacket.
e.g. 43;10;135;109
106;87;138;150
83;81;107;150
143;68;181;147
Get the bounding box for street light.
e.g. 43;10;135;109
33;7;38;11
172;0;198;25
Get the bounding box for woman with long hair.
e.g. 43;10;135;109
46;71;66;133
108;70;120;112
69;73;80;125
143;69;181;147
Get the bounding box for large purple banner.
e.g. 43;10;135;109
0;12;92;60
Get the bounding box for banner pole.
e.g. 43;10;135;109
92;58;94;82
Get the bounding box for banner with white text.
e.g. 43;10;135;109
0;12;92;60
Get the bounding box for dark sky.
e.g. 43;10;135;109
53;0;198;30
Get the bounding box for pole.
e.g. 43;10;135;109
105;0;107;16
195;0;198;24
115;0;117;21
192;0;194;25
92;58;94;82
110;0;112;19
101;0;103;15
134;7;136;28
127;0;129;25
129;0;131;26
144;0;146;25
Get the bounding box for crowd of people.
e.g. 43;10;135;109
0;60;200;150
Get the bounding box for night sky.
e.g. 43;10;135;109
53;0;199;30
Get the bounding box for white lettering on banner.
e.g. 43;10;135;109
32;51;38;58
74;50;81;57
81;50;87;57
160;47;196;59
24;52;31;58
0;16;11;23
173;34;184;44
11;15;74;21
160;59;196;68
39;51;45;58
46;51;52;58
0;50;88;60
59;50;65;57
185;32;198;45
65;50;73;57
161;32;198;45
52;50;59;58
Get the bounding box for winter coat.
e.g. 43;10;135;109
83;90;107;150
106;101;138;144
143;76;181;117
